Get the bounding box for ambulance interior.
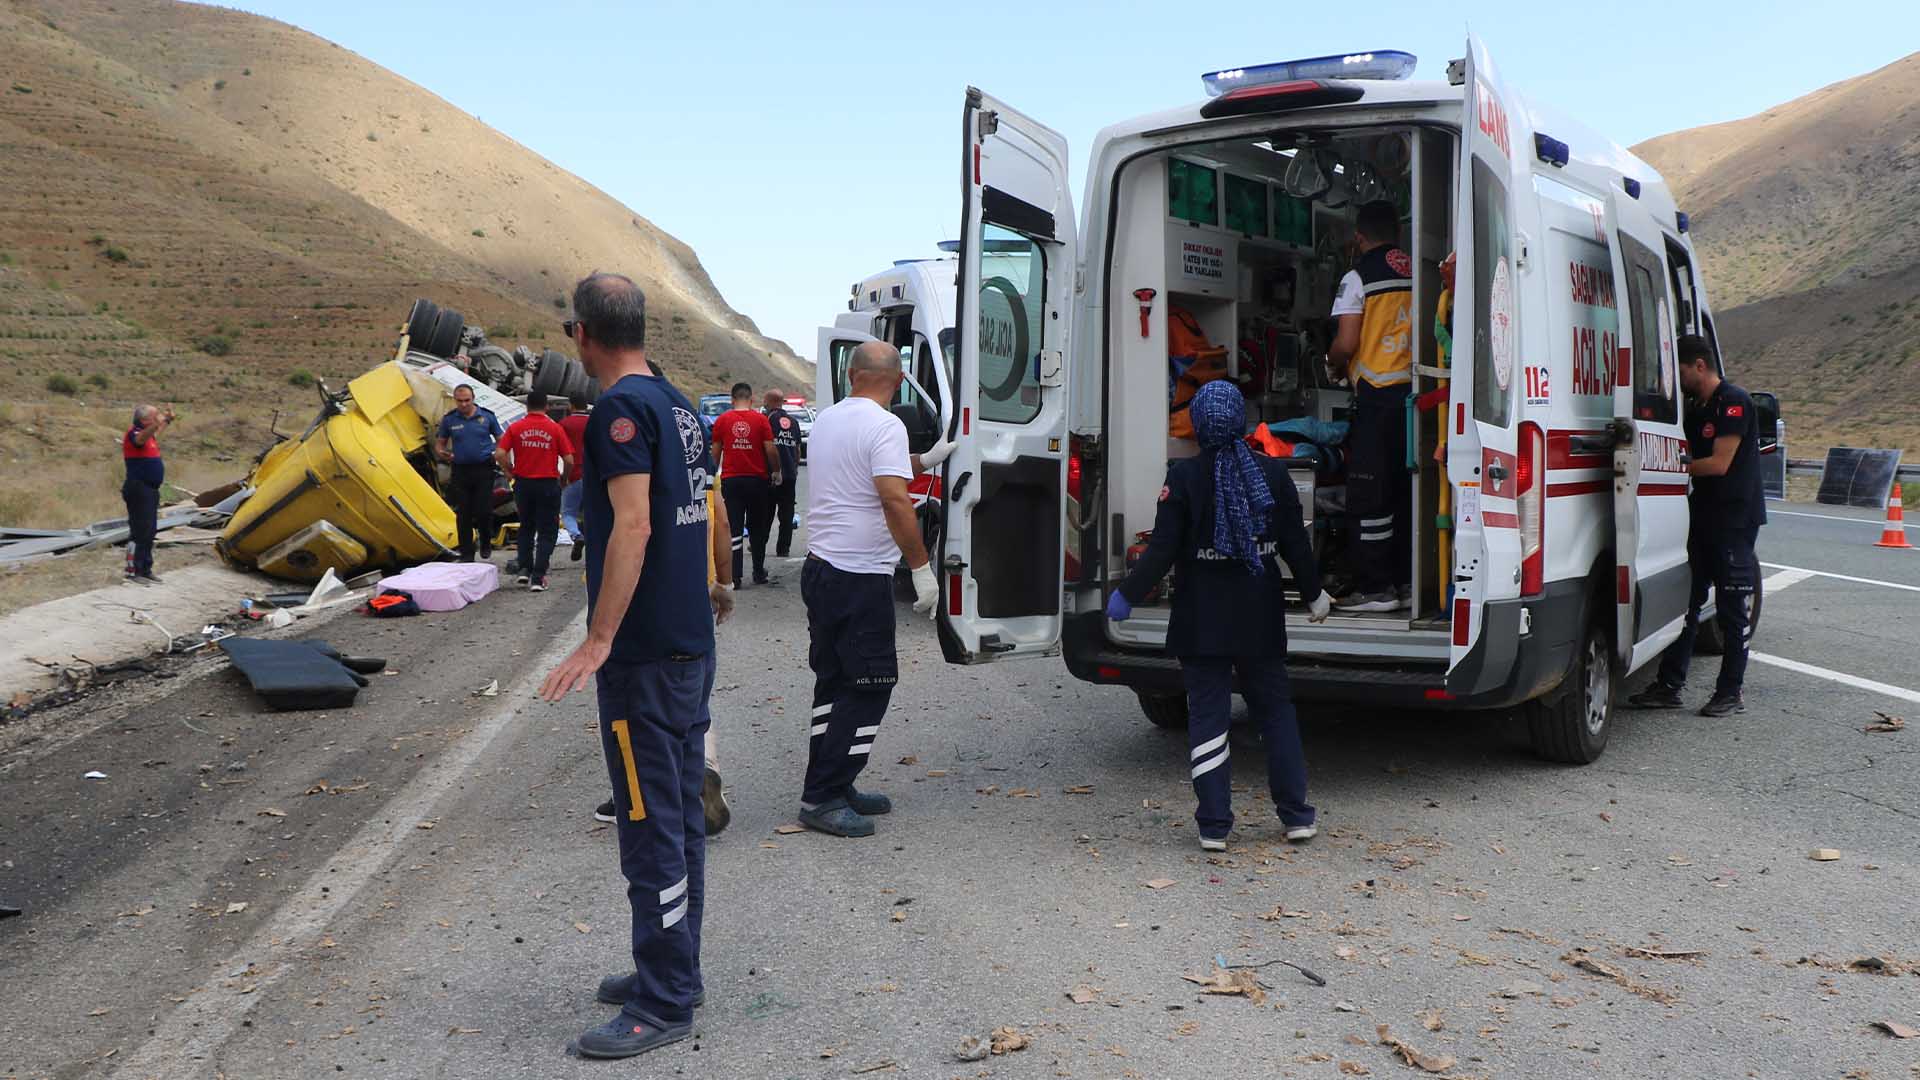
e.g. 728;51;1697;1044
1104;125;1456;644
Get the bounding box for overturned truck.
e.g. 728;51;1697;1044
217;300;599;582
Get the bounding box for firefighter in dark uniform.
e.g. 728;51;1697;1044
1109;382;1334;850
763;389;802;558
1628;334;1766;717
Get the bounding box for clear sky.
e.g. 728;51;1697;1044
232;1;1915;373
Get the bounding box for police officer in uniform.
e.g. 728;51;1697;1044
434;385;503;561
1326;200;1415;612
1108;382;1334;849
540;273;732;1061
1627;334;1766;717
763;389;803;558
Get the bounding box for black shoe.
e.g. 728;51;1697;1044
529;576;548;592
570;538;584;562
575;1014;692;1060
594;800;616;823
596;973;704;1008
480;546;493;560
1699;691;1745;717
703;766;731;836
753;574;781;587
135;572;164;585
798;797;875;837
844;786;892;816
1626;683;1684;709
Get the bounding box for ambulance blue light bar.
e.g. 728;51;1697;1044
1676;211;1690;233
1533;133;1569;168
1203;51;1417;97
1623;177;1643;200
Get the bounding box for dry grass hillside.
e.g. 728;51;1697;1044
0;0;807;529
1635;53;1920;453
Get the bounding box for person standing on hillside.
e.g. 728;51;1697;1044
496;391;575;591
558;399;592;562
1326;200;1414;613
1627;334;1767;718
540;272;730;1061
714;383;781;587
762;389;803;558
435;385;503;562
122;403;174;585
797;342;952;837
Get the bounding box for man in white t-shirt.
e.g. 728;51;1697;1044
797;341;953;837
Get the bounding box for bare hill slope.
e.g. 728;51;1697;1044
0;0;805;478
1634;53;1920;452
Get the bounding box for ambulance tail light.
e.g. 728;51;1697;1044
1517;421;1545;597
1065;448;1083;581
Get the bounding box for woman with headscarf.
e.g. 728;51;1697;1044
1108;382;1332;850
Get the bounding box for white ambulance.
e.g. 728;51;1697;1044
927;39;1778;763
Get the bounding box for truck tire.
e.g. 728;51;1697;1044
532;349;570;398
1525;617;1614;764
425;308;465;359
405;299;439;347
1138;691;1189;730
1693;578;1763;657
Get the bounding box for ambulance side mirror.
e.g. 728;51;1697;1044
1750;391;1781;453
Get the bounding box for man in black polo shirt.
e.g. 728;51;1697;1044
1627;334;1766;717
762;389;802;558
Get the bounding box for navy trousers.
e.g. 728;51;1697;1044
512;477;561;579
595;652;714;1029
448;463;495;559
800;557;897;805
1180;656;1314;839
1657;524;1759;695
1346;384;1411;595
722;475;773;583
122;478;159;577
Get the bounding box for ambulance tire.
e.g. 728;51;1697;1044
1524;616;1614;765
1137;691;1189;731
404;299;440;348
1693;579;1763;657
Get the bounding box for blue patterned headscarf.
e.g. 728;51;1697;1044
1192;381;1273;574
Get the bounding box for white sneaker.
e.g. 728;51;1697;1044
1199;836;1228;852
1394;585;1412;611
1285;824;1318;843
1335;591;1398;613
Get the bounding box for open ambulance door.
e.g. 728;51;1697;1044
1604;192;1693;671
1446;35;1527;677
935;88;1075;665
815;327;879;407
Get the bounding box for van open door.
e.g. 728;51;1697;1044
815;327;879;406
1447;35;1528;677
1604;193;1692;670
935;89;1075;664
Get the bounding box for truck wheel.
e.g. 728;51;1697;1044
532;349;570;397
1525;619;1613;764
425;308;465;358
1137;691;1189;730
405;299;439;347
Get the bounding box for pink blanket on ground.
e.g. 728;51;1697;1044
375;562;499;611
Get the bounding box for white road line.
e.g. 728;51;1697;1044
1759;562;1920;594
1766;506;1907;527
1761;567;1815;593
1749;651;1920;705
109;619;586;1080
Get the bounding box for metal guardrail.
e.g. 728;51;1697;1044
1786;457;1920;480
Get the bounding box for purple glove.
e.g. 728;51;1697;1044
1106;590;1133;622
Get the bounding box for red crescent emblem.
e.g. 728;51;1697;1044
1700;423;1714;439
1158;485;1171;503
609;417;636;444
1387;249;1412;277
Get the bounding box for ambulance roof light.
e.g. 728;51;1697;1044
1533;132;1570;169
1203;51;1417;97
1676;211;1690;233
1623;177;1643;200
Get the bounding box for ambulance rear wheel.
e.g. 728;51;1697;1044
1137;691;1189;730
1525;619;1613;764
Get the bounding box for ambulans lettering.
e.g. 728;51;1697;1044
1639;431;1687;474
1475;81;1511;160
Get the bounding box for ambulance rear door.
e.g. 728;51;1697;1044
815;326;879;406
935;88;1075;664
1604;191;1692;670
1447;34;1528;675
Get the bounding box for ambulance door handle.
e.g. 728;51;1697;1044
1486;462;1509;484
1569;435;1613;456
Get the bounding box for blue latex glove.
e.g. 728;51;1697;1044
1106;590;1133;622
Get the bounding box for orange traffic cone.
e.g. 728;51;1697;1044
1875;491;1911;549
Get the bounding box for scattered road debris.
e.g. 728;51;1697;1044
82;770;107;780
1623;946;1706;961
850;1061;898;1075
1809;849;1843;862
1376;1024;1456;1073
475;680;499;698
1871;1020;1918;1039
955;1036;990;1062
1561;949;1679;1005
989;1027;1032;1054
1143;878;1177;890
1184;965;1268;1005
1226;957;1328;987
1066;984;1101;1005
1864;711;1905;733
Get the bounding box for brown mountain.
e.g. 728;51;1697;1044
0;0;804;480
1634;52;1920;453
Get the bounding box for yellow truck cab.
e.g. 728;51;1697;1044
932;39;1778;764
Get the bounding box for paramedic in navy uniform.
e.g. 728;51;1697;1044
1627;334;1766;718
539;272;733;1061
1108;382;1334;850
797;341;952;837
763;388;803;558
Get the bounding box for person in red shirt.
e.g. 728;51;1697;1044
496;391;576;590
714;382;781;587
122;403;173;584
556;399;592;562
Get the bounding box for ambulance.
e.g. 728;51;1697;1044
918;39;1779;764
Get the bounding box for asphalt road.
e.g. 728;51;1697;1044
2;500;1916;1080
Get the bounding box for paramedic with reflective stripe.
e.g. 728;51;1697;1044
796;341;951;838
539;273;731;1062
1326;200;1414;613
1109;381;1332;849
763;389;803;558
1628;334;1766;719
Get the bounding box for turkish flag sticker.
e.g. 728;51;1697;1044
1725;405;1744;418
